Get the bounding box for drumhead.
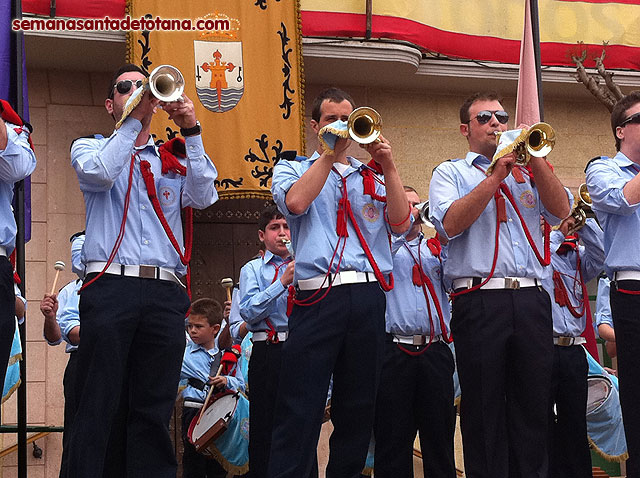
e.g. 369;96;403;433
587;375;612;415
190;393;239;442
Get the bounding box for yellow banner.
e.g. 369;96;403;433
128;0;305;199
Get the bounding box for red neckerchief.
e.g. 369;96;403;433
451;162;551;298
401;235;452;351
220;345;241;376
557;235;578;256
293;161;394;309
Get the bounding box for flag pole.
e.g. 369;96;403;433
11;0;28;474
530;0;544;121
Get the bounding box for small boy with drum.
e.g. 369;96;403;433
181;298;245;478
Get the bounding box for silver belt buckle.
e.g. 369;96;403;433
557;337;573;346
412;335;426;346
505;277;520;290
139;265;157;279
339;270;358;285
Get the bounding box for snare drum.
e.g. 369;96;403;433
585;351;628;461
188;392;239;456
187;391;250;473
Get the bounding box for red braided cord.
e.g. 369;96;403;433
80;153;136;292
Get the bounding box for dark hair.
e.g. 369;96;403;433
69;230;85;242
258;204;285;232
190;298;223;327
611;91;640;151
403;185;418;194
107;64;147;100
459;91;503;124
311;87;356;123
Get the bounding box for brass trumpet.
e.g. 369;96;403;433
568;183;593;232
115;64;185;129
348;107;382;145
415;200;434;228
486;122;556;175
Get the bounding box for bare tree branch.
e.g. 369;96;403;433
595;48;624;102
573;50;616;111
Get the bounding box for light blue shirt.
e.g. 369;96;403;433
541;219;604;337
55;280;81;353
181;341;245;402
586;152;640;277
272;152;407;281
385;233;450;336
228;287;245;344
71;118;218;275
429;152;571;283
239;250;290;333
0;121;36;253
594;276;613;331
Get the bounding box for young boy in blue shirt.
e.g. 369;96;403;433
238;205;295;478
181;298;245;478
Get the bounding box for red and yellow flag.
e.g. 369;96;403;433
301;0;640;70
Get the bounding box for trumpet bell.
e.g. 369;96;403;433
415;200;434;228
348;107;382;145
578;183;592;208
526;122;555;158
149;65;184;102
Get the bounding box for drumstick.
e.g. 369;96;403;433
220;277;233;303
50;261;66;295
196;363;225;425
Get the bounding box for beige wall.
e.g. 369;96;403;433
0;68;621;476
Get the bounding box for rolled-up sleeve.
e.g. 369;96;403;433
429;163;462;241
0;123;36;182
271;160;306;218
182;134;218;209
587;161;640;216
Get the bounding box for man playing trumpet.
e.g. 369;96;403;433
269;87;411;477
429;92;571;478
68;63;218;478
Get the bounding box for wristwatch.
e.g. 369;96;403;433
180;121;201;137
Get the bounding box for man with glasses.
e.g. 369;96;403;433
67;63;218;478
586;90;640;477
429;91;571;478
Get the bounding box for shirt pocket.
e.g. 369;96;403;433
156;177;182;212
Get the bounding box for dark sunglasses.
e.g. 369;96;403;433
470;110;509;125
618;112;640;128
114;79;144;96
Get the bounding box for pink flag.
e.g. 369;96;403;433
515;0;540;126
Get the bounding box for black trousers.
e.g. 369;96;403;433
268;282;386;478
181;405;227;478
67;274;190;478
451;287;553;478
0;256;16;423
248;341;283;478
611;279;640;478
373;338;456;478
59;351;79;478
548;345;591;478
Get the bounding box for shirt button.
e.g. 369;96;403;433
144;240;149;245
508;218;513;222
514;241;519;246
417;307;423;311
141;205;146;210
